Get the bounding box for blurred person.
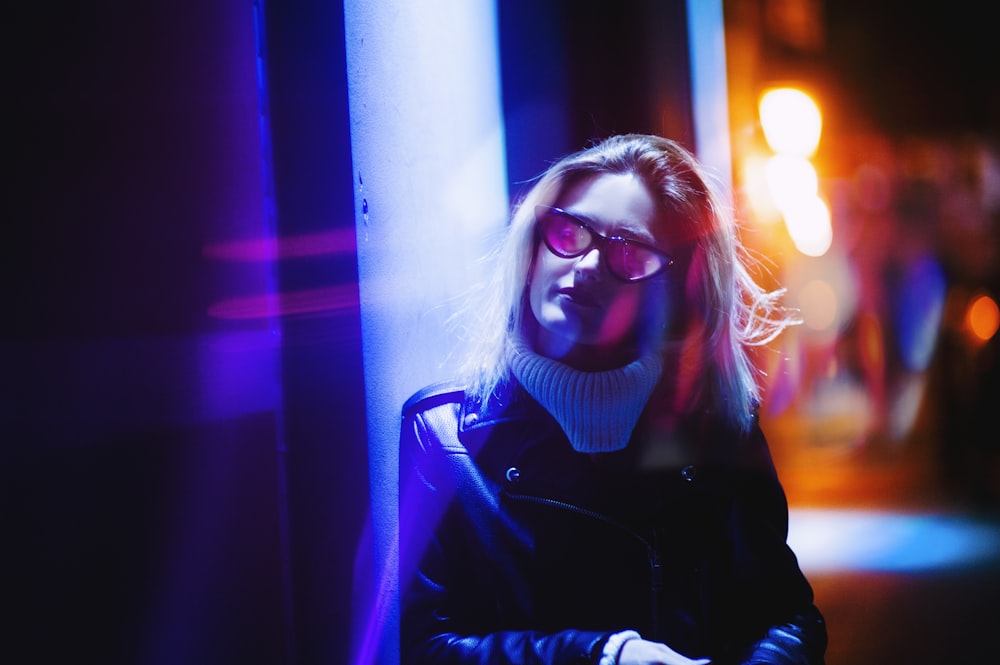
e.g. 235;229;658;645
399;134;827;665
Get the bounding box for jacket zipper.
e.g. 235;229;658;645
505;492;663;639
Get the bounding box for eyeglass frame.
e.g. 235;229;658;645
534;205;675;283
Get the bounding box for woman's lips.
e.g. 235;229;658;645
557;287;600;308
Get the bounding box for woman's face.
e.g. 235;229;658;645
528;173;670;363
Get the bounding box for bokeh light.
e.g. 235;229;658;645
966;292;1000;343
789;509;1000;573
894;255;947;373
799;279;838;331
740;152;782;224
785;249;859;340
765;154;819;211
753;87;830;257
759;87;823;157
783;194;832;257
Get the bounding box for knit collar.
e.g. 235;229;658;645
508;338;663;453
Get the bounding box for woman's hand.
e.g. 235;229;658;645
618;638;711;665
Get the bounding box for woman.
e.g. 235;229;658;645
398;135;826;665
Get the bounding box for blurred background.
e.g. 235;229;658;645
726;0;999;502
721;2;1000;663
3;1;998;664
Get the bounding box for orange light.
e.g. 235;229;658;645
782;195;832;257
966;293;1000;342
741;152;782;225
759;88;822;157
859;310;885;373
765;154;818;211
756;87;829;257
799;279;838;331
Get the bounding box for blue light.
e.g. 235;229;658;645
893;253;947;372
789;508;1000;573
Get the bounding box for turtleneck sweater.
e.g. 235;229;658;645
508;338;663;453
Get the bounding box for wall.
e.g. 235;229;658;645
4;2;287;662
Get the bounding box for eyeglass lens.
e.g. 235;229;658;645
537;206;671;282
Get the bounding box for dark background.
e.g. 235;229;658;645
825;0;999;138
3;1;363;662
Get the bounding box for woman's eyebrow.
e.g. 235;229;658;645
613;224;657;244
565;208;658;244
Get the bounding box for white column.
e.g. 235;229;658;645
687;0;733;203
344;2;509;663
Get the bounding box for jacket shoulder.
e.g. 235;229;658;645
401;380;468;420
400;381;470;464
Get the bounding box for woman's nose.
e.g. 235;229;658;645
573;247;603;277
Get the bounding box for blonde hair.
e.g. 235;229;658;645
454;134;795;432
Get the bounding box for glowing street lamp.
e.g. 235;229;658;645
759;87;823;157
757;87;829;257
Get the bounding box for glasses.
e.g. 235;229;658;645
535;205;674;282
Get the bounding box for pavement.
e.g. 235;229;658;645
764;411;1000;665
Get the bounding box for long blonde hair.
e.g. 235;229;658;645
454;134;794;432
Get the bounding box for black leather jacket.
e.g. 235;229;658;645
399;380;826;665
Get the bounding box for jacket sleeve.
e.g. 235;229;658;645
398;396;610;665
739;606;827;665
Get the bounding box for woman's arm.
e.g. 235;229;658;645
738;607;827;665
725;426;828;665
398;397;608;665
